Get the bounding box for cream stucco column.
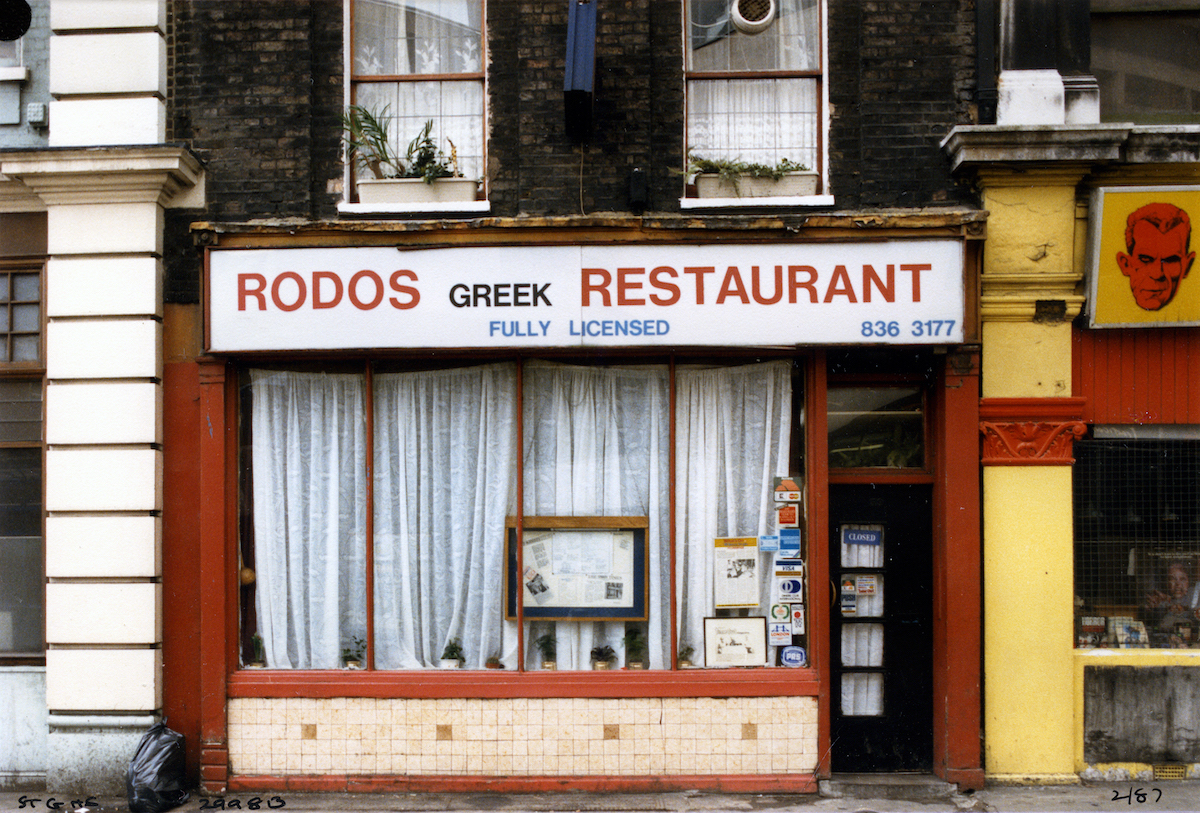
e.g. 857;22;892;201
0;148;201;793
977;169;1087;783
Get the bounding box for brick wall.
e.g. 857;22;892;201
164;0;979;299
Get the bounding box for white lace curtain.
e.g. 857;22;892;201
250;360;793;670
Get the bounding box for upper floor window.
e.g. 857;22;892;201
1092;3;1200;124
685;0;823;198
349;0;485;200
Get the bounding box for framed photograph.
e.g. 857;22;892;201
505;516;649;621
703;616;768;667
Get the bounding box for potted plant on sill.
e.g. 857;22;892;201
534;633;558;671
440;636;465;669
590;644;616;671
688;154;816;199
342;105;478;204
622;628;648;669
485;653;505;669
677;643;695;669
341;636;365;670
246;633;266;668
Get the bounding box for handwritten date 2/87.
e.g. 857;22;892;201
1111;787;1162;805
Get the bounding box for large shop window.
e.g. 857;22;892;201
239;360;802;671
685;0;822;184
349;0;485;192
1092;4;1200;125
1074;437;1200;649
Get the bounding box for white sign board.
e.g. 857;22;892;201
207;241;965;352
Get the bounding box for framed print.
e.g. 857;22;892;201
1088;186;1200;328
505;516;649;621
703;616;768;667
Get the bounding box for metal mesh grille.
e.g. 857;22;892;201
1074;440;1200;649
736;0;773;22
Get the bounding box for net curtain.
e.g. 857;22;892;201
250;360;792;670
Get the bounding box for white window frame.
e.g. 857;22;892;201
681;0;832;210
339;0;490;215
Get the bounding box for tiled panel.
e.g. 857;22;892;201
227;696;818;777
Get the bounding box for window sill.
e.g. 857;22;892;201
337;200;492;217
228;666;820;698
679;194;834;210
0;67;29;82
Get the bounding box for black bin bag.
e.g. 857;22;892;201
126;720;190;813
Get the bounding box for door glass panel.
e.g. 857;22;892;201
828;387;924;469
841;623;883;666
840;574;884;617
840;523;884;567
841;672;884;716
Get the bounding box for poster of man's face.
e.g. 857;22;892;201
1089;187;1200;327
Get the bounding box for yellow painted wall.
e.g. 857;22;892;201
984;466;1077;781
981;321;1073;399
980;184;1078;280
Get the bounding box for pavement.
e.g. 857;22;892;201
6;778;1200;813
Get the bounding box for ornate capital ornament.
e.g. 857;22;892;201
979;398;1087;465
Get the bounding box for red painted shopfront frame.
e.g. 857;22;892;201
185;241;984;795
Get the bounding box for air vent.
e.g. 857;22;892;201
730;0;776;34
1154;764;1187;781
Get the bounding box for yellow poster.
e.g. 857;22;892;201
1089;186;1200;327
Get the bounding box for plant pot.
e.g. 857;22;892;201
677;659;693;669
245;662;266;669
439;659;463;669
541;660;557;671
342;660;362;670
626;660;646;670
694;171;818;199
356;177;478;204
591;660;612;670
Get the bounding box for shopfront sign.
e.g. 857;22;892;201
1088;186;1200;328
207;241;965;351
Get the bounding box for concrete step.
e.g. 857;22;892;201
819;773;958;802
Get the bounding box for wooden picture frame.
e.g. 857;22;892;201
505;516;649;621
703;616;768;667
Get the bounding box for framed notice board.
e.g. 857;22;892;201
505;516;649;621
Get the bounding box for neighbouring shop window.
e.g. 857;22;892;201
685;0;822;181
827;387;925;470
350;0;485;183
1092;4;1200;125
1074;437;1200;649
240;359;803;670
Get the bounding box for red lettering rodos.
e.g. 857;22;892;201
683;267;714;304
617;267;645;306
823;265;858;303
582;268;612;306
862;264;895;303
716;266;750;304
348;269;384;310
238;273;267;311
789;266;818;303
271;271;306;312
649;266;680;306
389;270;420;310
751;266;784;305
312;271;343;309
901;263;930;302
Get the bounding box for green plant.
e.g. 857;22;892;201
677;643;694;664
534;633;558;661
485;652;504;668
342;104;404;180
622;628;648;662
341;636;365;664
687;153;809;194
590;644;616;664
342;108;463;183
440;636;464;662
251;633;266;664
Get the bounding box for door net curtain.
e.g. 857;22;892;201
249;360;792;670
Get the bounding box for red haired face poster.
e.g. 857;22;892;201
1088;186;1200;327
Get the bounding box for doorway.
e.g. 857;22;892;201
829;483;933;772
